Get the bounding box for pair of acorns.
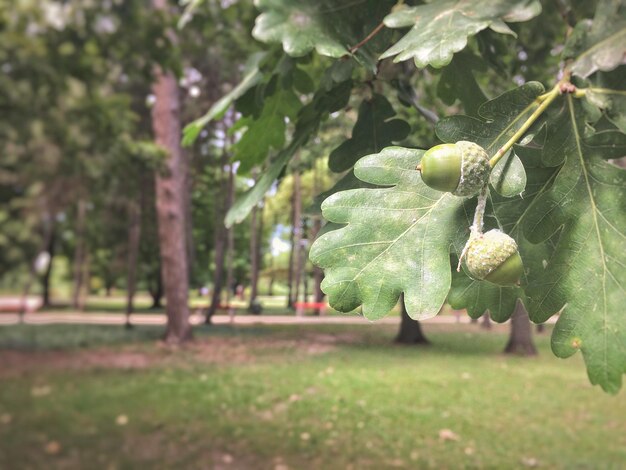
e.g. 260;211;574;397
419;141;523;287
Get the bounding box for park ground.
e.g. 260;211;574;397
0;315;624;470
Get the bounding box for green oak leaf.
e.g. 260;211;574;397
436;82;548;197
253;0;346;58
448;268;519;322
233;88;301;173
252;0;396;68
225;77;352;227
565;0;626;78
310;147;469;320
585;67;626;133
380;0;541;68
328;94;410;173
182;53;264;146
309;171;375;216
437;51;487;116
523;96;626;393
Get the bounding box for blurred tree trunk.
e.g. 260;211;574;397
125;198;142;327
311;217;324;315
286;192;296;309
207;157;234;323
184;149;194;282
151;0;191;343
41;224;56;307
395;294;429;344
71;198;88;310
21;212;55;318
311;164;325;315
225;164;235;298
206;155;228;322
248;197;263;312
481;313;492;329
289;165;303;310
504;300;537;355
536;323;545;334
149;273;163;309
268;214;277;297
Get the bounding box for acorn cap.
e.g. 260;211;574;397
453;141;491;197
465;230;523;286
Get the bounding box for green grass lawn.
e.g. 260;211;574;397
0;322;623;469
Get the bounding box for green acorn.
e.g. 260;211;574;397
465;230;524;286
419;141;490;197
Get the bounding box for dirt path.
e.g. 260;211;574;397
0;311;498;326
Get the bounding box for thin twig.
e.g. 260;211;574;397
349;22;385;54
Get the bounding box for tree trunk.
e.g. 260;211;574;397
303;265;309;303
504;300;537;355
311;217;324;315
291;166;303;310
125;199;142;328
41;225;56;308
225;165;235;301
536;323;545;334
151;1;191;343
248;202;260;308
149;273;163;309
71;198;88;310
20;213;55;318
184;149;195;282
395;294;429;345
206;128;231;322
481;312;492;330
286;192;296;310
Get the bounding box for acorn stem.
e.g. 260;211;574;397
489;83;561;168
457;184;489;272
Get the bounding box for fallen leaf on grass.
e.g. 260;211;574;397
115;414;129;426
44;441;61;455
522;457;539;467
31;385;51;397
438;429;460;442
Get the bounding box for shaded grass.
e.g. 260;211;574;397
0;323;624;469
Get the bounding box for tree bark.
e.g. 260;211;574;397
206;123;232;322
20;212;55;318
504;300;537;355
480;312;492;330
395;294;429;345
71;198;88;310
248;197;263;313
290;166;303;310
248;203;260;307
149;273;163;309
311;217;324;315
125;199;142;327
225;164;235;301
151;0;191;343
41;224;56;307
286;189;296;310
